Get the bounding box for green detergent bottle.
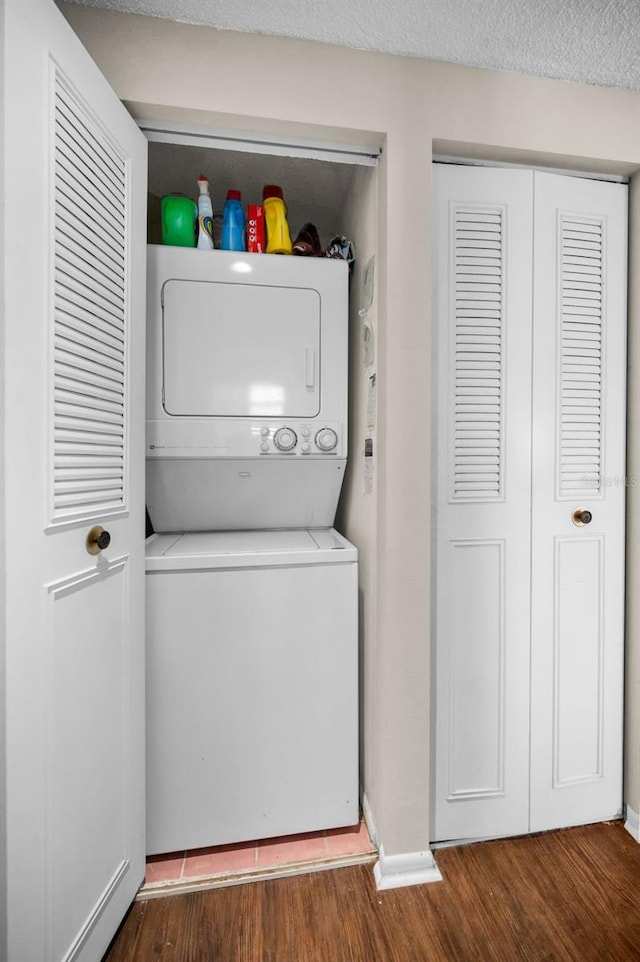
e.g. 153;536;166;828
161;194;197;247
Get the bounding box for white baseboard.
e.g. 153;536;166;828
362;793;442;889
624;804;640;842
373;847;443;890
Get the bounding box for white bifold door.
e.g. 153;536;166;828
432;164;627;843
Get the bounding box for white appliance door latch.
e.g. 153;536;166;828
305;348;316;389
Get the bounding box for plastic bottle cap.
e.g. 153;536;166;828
198;176;209;192
263;184;284;201
226;189;241;201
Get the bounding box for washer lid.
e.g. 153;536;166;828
145;527;357;570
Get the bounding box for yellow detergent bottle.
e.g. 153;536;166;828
262;184;292;254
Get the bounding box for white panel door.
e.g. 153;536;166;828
432;165;626;844
3;2;147;961
529;172;627;831
432;165;534;841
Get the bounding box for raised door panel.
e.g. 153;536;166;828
445;540;506;800
552;537;605;786
47;561;132;961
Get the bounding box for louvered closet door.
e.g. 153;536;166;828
54;76;128;514
4;3;146;961
529;172;627;832
432;165;627;846
432;165;534;842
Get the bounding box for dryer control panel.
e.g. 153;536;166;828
146;419;345;459
260;423;340;456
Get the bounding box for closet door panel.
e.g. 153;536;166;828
446;539;506;797
432;165;534;842
529;172;627;832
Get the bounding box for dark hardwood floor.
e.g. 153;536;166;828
104;820;640;961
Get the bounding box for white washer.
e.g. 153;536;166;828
145;528;358;856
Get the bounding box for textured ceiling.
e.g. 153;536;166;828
67;0;640;90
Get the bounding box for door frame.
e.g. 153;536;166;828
0;0;7;944
429;153;633;847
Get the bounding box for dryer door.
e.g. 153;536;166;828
162;278;321;418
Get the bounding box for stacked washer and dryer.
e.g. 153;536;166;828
144;245;359;856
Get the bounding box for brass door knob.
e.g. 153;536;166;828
86;525;111;555
572;508;593;526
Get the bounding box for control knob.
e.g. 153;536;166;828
315;427;338;452
273;427;297;452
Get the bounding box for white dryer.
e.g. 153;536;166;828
146;245;349;531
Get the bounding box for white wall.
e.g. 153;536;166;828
59;0;640;859
336;163;379;820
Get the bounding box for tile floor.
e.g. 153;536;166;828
140;819;376;899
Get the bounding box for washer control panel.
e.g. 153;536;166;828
258;423;342;456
